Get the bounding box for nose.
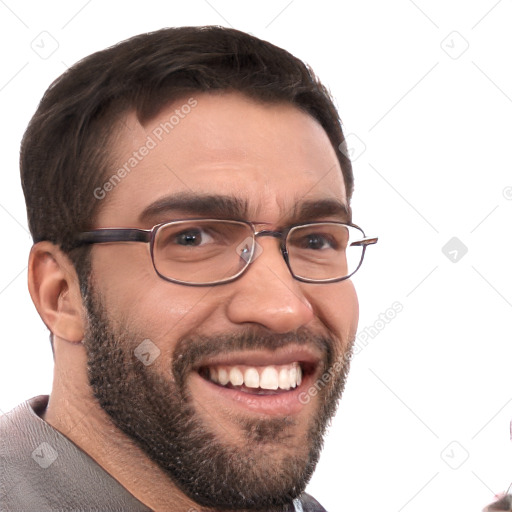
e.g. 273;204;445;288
225;237;315;333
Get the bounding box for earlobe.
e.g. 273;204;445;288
28;242;85;344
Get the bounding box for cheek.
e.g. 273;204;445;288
342;281;359;335
307;280;359;344
90;245;220;342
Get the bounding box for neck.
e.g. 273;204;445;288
43;340;200;512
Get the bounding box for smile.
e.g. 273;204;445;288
191;347;321;415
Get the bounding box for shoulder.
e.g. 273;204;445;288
296;492;328;511
0;395;50;453
0;396;53;508
0;395;150;511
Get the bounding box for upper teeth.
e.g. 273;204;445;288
208;362;302;391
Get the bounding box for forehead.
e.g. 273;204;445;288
97;92;348;226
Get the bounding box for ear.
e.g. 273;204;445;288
28;242;85;344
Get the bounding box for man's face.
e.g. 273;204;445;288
82;93;359;509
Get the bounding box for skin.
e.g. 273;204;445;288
28;92;359;511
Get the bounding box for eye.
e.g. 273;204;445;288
174;228;214;246
297;233;338;251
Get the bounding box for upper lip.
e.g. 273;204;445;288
195;344;323;369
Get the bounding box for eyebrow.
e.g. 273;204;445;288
138;193;351;226
293;198;352;224
139;193;249;224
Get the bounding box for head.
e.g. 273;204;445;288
23;26;362;510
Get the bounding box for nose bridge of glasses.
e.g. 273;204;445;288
254;229;283;240
245;229;288;265
253;229;287;251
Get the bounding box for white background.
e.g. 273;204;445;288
1;1;511;511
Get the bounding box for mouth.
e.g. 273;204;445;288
190;347;321;416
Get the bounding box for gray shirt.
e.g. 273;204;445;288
0;396;327;511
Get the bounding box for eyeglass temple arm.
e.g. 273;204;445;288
73;229;152;246
350;236;378;247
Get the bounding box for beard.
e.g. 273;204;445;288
81;283;354;511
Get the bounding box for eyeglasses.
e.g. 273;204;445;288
73;219;378;286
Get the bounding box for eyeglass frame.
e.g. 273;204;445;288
72;218;378;286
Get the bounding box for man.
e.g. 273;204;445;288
0;26;377;511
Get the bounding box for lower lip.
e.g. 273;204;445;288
190;371;315;416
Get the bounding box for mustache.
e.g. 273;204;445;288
172;326;336;388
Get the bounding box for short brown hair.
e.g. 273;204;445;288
20;26;353;287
